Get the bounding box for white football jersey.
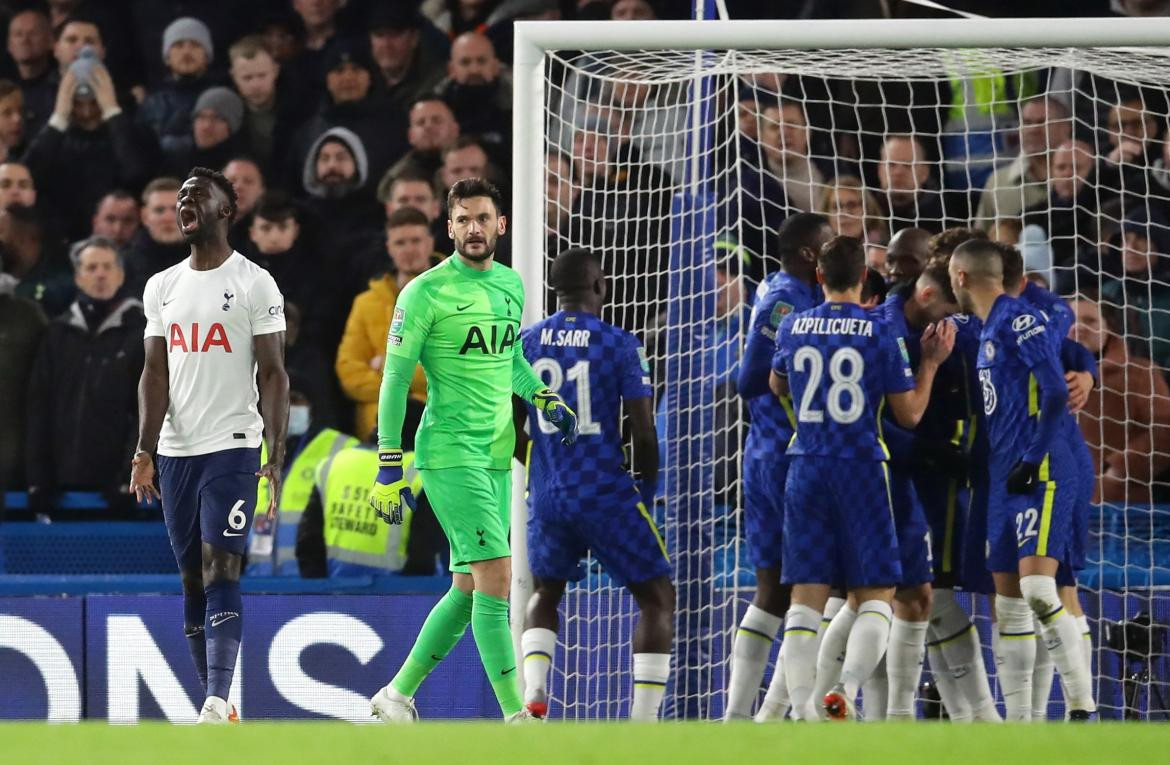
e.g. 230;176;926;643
143;251;285;457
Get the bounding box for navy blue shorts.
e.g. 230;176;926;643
743;454;787;570
528;490;671;587
891;466;933;588
986;457;1077;575
782;456;901;589
157;447;261;569
1068;437;1094;574
960;470;995;595
916;473;968;587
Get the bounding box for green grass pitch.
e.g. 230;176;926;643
4;722;1168;765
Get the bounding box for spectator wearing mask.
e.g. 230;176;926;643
434;32;511;150
137;18;218;152
1102;208;1170;370
23;54;155;240
0;246;46;494
286;38;406;195
381;97;460;186
162;86;244;176
247;383;358;577
124;177;186;297
88;190;140;249
1070;293;1170;504
0;80;27;161
368;5;449;115
336;206;434;438
8;8;55;135
0;204;72;317
224;156;265;249
282;300;343;434
25;236;144;516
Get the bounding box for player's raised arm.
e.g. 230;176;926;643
887;320;955;428
131;335;168;503
254;331;289;516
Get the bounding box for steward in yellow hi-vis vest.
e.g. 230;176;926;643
247;427;359;575
295;445;420;576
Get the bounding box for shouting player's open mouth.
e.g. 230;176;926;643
178;204;200;235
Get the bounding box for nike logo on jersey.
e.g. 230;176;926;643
162;298;176;306
431;654;443;661
223;529;244;537
501;666;516;676
210;611;239;627
457;303;474;311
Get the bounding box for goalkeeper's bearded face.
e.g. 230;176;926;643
449;196;507;262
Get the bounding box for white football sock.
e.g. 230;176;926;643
1021;575;1096;713
926;643;972;722
755;651;790;721
724;605;782;720
631;653;670;721
930;589;999;721
782;604;823;721
812;604;857;708
840;600;893;702
1076;614;1092;678
887;617;928;720
521;628;557;704
995;595;1036;722
1031;625;1054;722
862;654;888;721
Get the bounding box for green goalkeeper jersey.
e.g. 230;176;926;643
378;254;545;470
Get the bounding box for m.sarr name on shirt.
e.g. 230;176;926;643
789;316;874;337
539;328;592;347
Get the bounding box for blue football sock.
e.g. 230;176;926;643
183;589;208;695
204;580;243;701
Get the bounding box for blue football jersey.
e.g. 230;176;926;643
741;271;820;462
522;310;652;498
950;312;987;465
1022;280;1075;340
975;294;1066;475
774;301;915;461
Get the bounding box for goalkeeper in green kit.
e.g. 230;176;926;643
368;178;578;722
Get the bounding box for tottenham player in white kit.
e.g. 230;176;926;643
130;167;289;724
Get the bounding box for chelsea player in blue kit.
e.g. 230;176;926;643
516;248;675;721
722;214;833;721
948;239;1096;720
769;236;955;721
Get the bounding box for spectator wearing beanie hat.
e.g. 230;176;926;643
137;17;220;152
161;86;244;176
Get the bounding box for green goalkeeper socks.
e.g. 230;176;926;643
391;586;473;697
471;591;523;717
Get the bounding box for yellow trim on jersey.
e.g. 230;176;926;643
881;461;894;523
522;439;533;500
876;398;891;460
1028;372;1039;417
779;393;797;431
1036;477;1057;557
942;479;957;574
637;501;670;562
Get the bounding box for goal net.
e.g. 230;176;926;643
513;19;1170;721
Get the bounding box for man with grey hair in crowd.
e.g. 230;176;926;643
25;235;145;516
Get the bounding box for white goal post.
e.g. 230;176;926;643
510;16;1170;720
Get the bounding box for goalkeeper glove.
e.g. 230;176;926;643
1006;460;1040;495
533;388;578;445
369;450;415;524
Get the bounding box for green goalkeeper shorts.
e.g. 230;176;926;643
420;467;511;574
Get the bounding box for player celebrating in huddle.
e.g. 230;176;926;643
948;239;1096;720
723;213;832;721
516;247;675;721
769;236;954;721
131;167;289;723
368;179;578;723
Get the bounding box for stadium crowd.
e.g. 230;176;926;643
0;0;1168;576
